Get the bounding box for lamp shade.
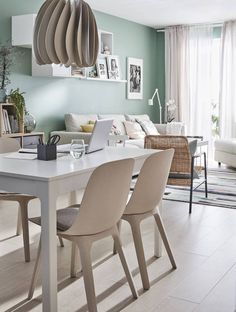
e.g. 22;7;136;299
33;0;99;68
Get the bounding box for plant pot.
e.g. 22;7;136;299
0;89;6;103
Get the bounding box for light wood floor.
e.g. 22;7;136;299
1;194;236;312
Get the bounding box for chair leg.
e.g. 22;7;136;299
78;239;97;312
153;213;177;269
128;217;150;290
28;237;41;300
70;242;82;278
113;220;122;255
204;152;208;198
112;227;138;299
19;199;31;262
16;205;22;236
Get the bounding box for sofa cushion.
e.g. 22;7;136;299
125;139;145;148
125;114;150;122
124;121;146;139
136;119;159;135
65;114;98;132
98;114;126;135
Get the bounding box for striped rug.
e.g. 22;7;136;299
163;167;236;209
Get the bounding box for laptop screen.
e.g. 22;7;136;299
86;119;113;153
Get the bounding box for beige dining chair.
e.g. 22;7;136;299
121;150;177;290
28;158;138;312
0;137;36;262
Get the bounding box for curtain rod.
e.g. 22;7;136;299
156;22;223;32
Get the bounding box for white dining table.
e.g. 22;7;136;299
0;147;162;312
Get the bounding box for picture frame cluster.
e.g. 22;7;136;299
97;55;121;80
71;56;122;81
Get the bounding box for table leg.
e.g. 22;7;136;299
39;184;58;312
154;201;163;258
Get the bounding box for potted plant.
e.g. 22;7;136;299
8;88;27;133
0;44;14;102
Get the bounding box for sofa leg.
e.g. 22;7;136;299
218;162;221;167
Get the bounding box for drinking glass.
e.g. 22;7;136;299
70;139;85;159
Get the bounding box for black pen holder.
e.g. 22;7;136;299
37;144;57;161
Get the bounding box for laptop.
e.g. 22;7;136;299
85;119;113;154
19;119;113;155
55;119;113;154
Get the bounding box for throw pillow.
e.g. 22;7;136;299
81;124;94;133
136;119;159;135
125;114;150;122
98;114;126;135
124;121;146;139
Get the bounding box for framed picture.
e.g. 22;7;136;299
71;66;86;78
86;65;98;78
127;57;143;99
96;58;108;79
106;55;121;80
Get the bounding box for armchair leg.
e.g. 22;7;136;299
189;158;194;214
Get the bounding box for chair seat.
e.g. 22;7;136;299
0;191;36;200
169;170;199;179
30;205;80;232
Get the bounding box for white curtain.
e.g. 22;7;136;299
165;25;214;141
219;21;236;138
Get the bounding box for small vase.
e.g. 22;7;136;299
0;89;6;103
24;113;36;133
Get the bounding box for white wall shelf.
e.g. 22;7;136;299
12;14;36;48
87;78;127;83
12;14;124;82
99;30;113;55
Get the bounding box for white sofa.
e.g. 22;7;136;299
214;139;236;167
51;113;186;148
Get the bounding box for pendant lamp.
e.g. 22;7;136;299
33;0;99;68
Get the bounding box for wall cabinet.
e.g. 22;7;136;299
12;14;127;83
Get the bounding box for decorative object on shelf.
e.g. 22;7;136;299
103;45;111;55
96;58;108;79
71;66;86;78
166;99;177;123
87;66;97;78
127;57;143;100
8;88;26;133
148;88;162;124
106;55;121;80
24;112;36;133
33;0;99;68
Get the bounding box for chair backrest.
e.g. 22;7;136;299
0;138;20;154
65;158;134;236
145;135;191;174
125;149;174;215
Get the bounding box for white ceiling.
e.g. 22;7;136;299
86;0;236;28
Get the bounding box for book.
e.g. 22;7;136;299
3;109;12;134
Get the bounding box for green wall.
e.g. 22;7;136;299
0;0;161;135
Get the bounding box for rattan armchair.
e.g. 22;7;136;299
144;135;208;213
